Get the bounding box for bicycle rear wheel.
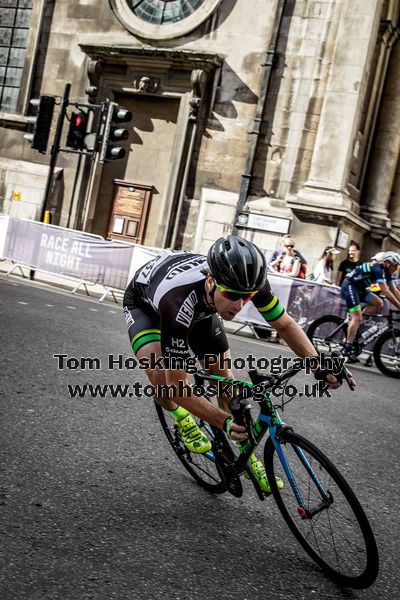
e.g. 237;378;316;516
373;329;400;378
307;315;347;354
264;431;379;588
155;402;242;496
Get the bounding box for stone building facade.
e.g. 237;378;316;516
1;0;400;270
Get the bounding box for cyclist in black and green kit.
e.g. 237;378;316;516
123;235;346;492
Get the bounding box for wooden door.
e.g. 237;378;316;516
107;180;152;243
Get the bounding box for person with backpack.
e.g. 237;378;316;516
269;237;308;279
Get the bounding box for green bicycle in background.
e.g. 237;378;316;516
155;354;379;589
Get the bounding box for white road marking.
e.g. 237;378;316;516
46;304;54;307
108;310;116;314
66;306;76;310
17;301;28;305
90;308;98;312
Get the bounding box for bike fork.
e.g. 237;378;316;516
270;427;330;518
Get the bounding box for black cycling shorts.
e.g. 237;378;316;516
123;290;229;359
340;279;372;313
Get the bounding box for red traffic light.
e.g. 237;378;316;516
66;111;88;150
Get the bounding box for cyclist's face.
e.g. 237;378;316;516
214;291;251;320
205;276;255;319
385;262;398;275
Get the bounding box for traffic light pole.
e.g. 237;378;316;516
39;83;71;223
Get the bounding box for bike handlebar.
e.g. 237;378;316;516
242;350;355;399
195;351;355;428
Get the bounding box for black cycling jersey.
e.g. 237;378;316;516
123;250;285;362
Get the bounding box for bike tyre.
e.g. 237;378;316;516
373;328;400;379
264;431;379;589
155;402;242;496
307;315;346;353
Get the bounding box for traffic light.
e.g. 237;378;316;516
24;95;55;153
66;111;89;150
99;101;132;162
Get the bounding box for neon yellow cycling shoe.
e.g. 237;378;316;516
245;457;284;493
176;414;212;454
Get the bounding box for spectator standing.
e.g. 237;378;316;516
269;236;306;278
312;247;340;284
336;241;362;286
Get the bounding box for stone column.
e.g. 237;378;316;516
297;0;384;211
389;156;400;235
361;35;400;231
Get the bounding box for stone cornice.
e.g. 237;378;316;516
79;44;224;72
0;113;28;130
287;198;372;232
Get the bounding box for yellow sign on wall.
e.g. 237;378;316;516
12;191;21;201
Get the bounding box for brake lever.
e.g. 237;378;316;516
228;396;255;443
316;350;356;392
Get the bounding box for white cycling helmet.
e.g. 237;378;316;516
371;251;385;262
381;251;400;266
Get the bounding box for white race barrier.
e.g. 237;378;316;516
235;273;346;331
99;244;160;303
1;215;347;323
1;215;163;302
0;214;10;259
2;216;136;298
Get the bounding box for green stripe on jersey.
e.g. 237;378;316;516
257;295;285;322
258;295;279;313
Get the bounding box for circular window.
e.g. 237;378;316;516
128;0;205;25
110;0;223;40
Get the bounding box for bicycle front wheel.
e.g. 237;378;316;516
155;402;242;496
307;315;346;353
264;431;379;588
373;328;400;378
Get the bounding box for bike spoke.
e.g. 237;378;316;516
186;456;222;484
